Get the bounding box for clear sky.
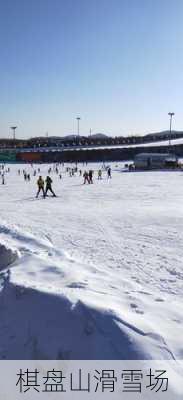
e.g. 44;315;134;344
0;0;183;138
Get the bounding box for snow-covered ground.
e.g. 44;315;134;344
0;162;182;362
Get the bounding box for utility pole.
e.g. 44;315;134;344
76;117;81;137
11;126;17;141
168;112;175;147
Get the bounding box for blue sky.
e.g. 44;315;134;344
0;0;183;138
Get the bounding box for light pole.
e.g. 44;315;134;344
11;126;17;141
168;112;175;147
76;117;81;137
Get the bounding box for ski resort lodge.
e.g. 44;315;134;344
134;153;178;170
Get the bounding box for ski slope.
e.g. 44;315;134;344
0;163;182;362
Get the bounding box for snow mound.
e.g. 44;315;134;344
0;243;19;271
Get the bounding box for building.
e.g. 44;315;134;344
134;153;178;170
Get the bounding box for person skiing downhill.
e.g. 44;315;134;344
44;176;56;197
36;176;45;198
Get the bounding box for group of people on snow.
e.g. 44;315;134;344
15;163;112;198
83;167;111;184
0;164;10;185
36;176;56;198
83;170;94;184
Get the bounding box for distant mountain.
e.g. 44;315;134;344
61;133;109;140
28;131;183;142
146;130;183;138
30;134;109;141
29;135;79;141
90;133;109;139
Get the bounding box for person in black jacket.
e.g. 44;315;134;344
44;176;56;197
107;167;111;179
88;170;93;184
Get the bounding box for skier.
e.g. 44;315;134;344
88;170;93;184
83;171;89;184
107;167;111;179
98;170;102;180
44;176;56;197
36;176;45;198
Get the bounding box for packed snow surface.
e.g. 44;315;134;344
0;163;182;362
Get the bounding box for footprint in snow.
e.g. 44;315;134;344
172;318;181;324
130;303;138;309
155;298;164;302
130;303;144;315
138;290;151;296
67;282;86;289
